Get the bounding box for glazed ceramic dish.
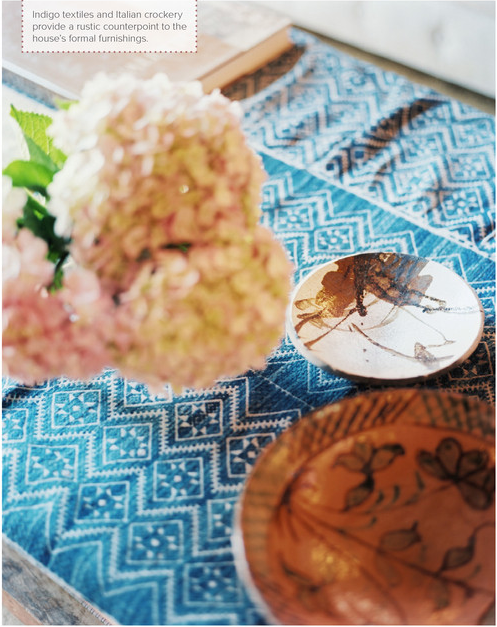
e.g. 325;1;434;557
234;390;495;625
287;252;484;384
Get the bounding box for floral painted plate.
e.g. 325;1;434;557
287;252;484;383
233;389;495;625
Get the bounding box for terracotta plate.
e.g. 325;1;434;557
287;252;484;383
234;390;495;625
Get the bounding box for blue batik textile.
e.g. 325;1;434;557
2;30;495;625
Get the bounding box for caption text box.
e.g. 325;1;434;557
22;0;197;53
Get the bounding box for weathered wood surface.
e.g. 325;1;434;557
2;538;117;626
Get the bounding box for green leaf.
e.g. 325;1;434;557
24;136;59;173
55;98;77;110
50;260;68;292
3;160;54;193
10;105;66;168
18;194;70;262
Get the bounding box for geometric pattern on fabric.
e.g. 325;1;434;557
2;29;495;626
234;30;495;260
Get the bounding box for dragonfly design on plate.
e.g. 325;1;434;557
293;253;477;369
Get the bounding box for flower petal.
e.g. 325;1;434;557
416;450;450;480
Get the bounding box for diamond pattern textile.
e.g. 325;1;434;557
2;30;495;625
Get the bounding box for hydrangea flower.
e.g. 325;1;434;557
3;73;293;391
112;226;293;392
3;228;112;384
48;73;266;291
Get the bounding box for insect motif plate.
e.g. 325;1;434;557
233;389;495;625
287;252;484;383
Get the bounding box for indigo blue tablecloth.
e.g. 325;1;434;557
2;30;495;625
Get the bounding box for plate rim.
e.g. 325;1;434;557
286;251;485;384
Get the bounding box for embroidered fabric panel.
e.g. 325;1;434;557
235;31;495;260
2;30;495;626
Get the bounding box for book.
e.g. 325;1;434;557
2;1;292;100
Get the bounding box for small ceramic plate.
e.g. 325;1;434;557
287;252;484;384
233;390;495;625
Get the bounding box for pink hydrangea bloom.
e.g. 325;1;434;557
3;231;113;384
112;226;293;392
48;73;266;290
5;74;294;391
